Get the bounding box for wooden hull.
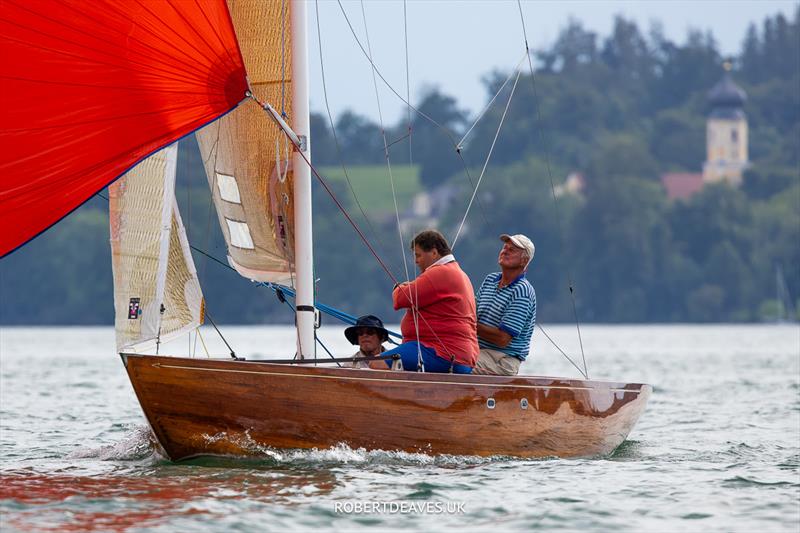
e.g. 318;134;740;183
122;354;651;461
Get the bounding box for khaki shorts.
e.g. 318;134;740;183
472;348;521;376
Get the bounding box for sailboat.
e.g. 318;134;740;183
773;265;798;323
0;0;650;460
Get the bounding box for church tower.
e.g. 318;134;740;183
703;63;748;185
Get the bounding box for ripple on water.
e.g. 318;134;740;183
777;453;800;470
722;475;799;488
681;512;714;519
66;426;161;462
2;325;799;532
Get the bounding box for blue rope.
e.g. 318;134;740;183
259;282;402;341
272;285;342;365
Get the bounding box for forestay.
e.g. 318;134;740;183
196;0;296;283
109;145;204;353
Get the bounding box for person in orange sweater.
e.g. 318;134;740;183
382;230;479;373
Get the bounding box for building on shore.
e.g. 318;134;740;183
661;62;748;201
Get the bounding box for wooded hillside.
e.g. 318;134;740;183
2;10;797;325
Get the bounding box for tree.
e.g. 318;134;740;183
739;23;761;83
649;108;706;171
333;110;384;165
585;134;659;183
409;87;469;188
309;112;336;165
441;157;576;322
705;241;750;317
668;184;754;267
570;174;673;321
537;19;599;73
0;205;113;324
742;165;798;200
601;16;655;110
686;284;725;322
311;179;396;321
649;29;722;111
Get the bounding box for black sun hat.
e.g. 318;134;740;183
344;315;389;345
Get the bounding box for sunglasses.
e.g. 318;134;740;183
356;328;379;337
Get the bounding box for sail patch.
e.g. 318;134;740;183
226;219;255;249
216;172;242;204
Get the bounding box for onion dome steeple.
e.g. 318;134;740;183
707;62;747;119
702;61;749;186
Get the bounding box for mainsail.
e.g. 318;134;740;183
196;1;296;283
109;145;204;353
0;0;247;257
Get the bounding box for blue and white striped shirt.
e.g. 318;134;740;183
476;272;536;360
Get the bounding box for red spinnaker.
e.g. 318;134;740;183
0;0;248;257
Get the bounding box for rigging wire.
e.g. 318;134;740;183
315;336;342;367
188;241;408;365
358;0;411;283
272;280;341;366
516;0;588;378
385;131;411;149
400;0;425;372
536;324;588;379
248;92;400;285
452;68;521;249
247;93;478;369
195;327;211;358
197;123;222;290
204;309;239;360
403;0;413;168
184;141;192;356
189;242;404;343
458;52;527;149
334;0;492;238
313;0;396;273
357;0;423;370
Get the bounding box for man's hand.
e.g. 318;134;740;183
477;323;512;347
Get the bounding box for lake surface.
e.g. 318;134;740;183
1;324;798;531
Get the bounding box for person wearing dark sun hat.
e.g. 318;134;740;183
344;315;402;370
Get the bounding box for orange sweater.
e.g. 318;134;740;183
392;261;479;367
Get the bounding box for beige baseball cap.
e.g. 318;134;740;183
500;233;535;267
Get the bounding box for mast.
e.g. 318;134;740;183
292;0;315;358
777;265;783;321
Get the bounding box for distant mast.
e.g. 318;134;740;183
292;0;315;358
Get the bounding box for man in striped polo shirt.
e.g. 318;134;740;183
473;234;536;376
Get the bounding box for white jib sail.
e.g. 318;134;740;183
109;144;204;353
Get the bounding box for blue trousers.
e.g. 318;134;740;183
382;341;473;374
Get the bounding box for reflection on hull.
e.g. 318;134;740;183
122;354;651;461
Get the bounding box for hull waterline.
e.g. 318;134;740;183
122;354;651;461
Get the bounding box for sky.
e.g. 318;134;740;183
307;0;798;123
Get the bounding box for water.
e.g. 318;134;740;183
1;325;798;531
